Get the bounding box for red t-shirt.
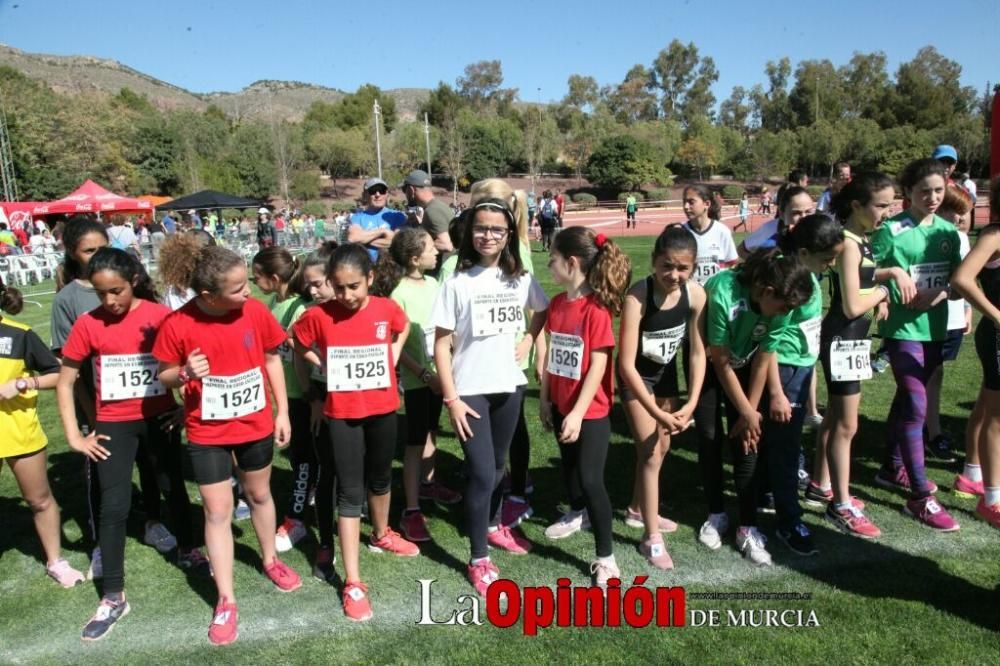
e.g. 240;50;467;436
152;297;286;445
292;296;407;420
62;299;177;422
545;292;615;419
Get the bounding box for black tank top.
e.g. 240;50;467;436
979;225;1000;307
825;229;876;331
633;276;690;377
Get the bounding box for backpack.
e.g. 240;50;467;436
108;227;128;250
541;199;557;220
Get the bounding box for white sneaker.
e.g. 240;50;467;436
143;522;178;554
590;558;621;588
275;518;307;553
697;512;729;550
88;547;103;580
544;509;589;540
736;526;773;566
233;499;251;521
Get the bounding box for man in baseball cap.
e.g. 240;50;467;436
348;177;406;260
401;170;454;260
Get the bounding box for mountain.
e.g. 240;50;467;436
0;44;428;121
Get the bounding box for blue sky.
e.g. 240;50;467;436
0;0;996;104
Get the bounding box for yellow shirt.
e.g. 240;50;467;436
0;318;59;458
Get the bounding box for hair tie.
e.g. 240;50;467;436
595;233;608;249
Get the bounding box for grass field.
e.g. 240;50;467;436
1;236;997;664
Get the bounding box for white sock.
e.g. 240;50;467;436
597;554;616;566
508;495;526;503
964;464;983;483
471;556;491;566
487;525;499;533
819;483;832;492
985;487;1000;506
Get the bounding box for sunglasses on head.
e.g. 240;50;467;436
368;186;388;195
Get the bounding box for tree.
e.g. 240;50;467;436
520;108;560;189
788;59;845;127
876;126;935;174
129;116;182;194
605;65;658;124
564;75;600;111
842;52;894;126
748;130;799;180
720;86;753;134
420;82;467;127
456;60;516;113
307;128;368;197
228;123;277;199
751;58;793;131
290;169;321;201
892;47;976;130
587;134;671;192
649;40;718;124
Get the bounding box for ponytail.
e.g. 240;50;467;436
552;227;632;315
0;275;23;315
737;248;814;309
87;247;160;302
291;240;339;300
371;227;432;297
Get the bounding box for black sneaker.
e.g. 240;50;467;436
925;434;957;464
756;493;776;515
82;597;130;641
776;523;819;556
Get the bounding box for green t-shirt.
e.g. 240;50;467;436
872;212;961;342
270;294;308;399
626;196;637;213
439;254;458;283
705;269;777;368
314;217;326;238
765;273;822;367
391;275;441;391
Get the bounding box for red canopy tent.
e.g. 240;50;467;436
29;180;152;216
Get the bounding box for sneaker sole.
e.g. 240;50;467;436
401;531;432;543
502;507;534;528
875;474;939;494
802;496;830;508
344;611;373;623
776;534;819;556
901;506;961;532
953;489;980;499
313;567;335;583
544;526;583;540
208;630;238;647
81;603;131;642
698;538;723;550
741;552;773;567
367;544;421;557
824;513;879;540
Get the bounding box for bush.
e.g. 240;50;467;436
301;201;328;218
722;184;744;200
645;188;673;202
572;193;597;208
807;185;826;197
617;192;645;202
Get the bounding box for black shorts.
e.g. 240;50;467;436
820;314;872;397
403;387;443;447
187;436;274;486
975;320;1000;391
941;328;965;362
618;358;680;401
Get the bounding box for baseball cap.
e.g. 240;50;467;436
258;207;270;215
931;144;958;162
363;177;388;192
401;170;432;188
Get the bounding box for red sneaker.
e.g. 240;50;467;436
904;496;960;532
419;481;463;505
368;527;420;557
401;511;431;543
263;558;302;592
208;597;238;646
343;581;373;622
976;498;1000;529
825;503;881;539
487;525;532;554
467;559;500;596
875;467;938;493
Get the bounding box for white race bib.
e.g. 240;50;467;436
201;368;266;420
471;290;524;337
909;262;950;290
422;326;437;360
641;323;686;365
694;257;720;284
799;317;823;358
547;332;584;380
326;344;391;391
829;339;872;382
99;353;166;401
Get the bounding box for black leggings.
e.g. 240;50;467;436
328;411;396;518
691;363;759;527
553;410;613;558
508;403;530;496
460;388;524;559
95;416;194;594
283;398;318;522
314;415;337;548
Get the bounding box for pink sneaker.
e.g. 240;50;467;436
975;498;1000;528
487;525;532;554
825;503;881;539
875;466;938;493
501;496;533;528
904;496;960;532
953;474;984;499
208;597;238;646
263;558;302;592
401;511;431;543
624;507;678;533
369;527;420;557
639;533;674;570
46;558;85;588
467;559;500;596
418;481;463;505
343;581;373;622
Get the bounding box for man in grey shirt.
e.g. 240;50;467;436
401;170;454;254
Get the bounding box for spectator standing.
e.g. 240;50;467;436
817;162;852;213
348;178;407;261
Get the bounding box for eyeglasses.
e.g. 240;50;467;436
367;187;388;196
471;225;509;239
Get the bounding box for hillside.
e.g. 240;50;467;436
0;44;428;121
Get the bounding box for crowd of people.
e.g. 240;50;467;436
0;154;997;647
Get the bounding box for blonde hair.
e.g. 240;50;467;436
469;178;530;245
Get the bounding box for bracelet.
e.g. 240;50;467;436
442;396;460;406
32;376;39;391
877;284;890;301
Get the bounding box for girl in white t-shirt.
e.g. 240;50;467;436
682;185;739;285
431;195;548;596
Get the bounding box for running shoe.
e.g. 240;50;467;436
903;496;960;532
953;474;984;499
143;522;178;553
803;482;833;506
401;510;431;543
233;499;251;521
87;547;103;581
797;467;812;492
623;508;678;533
639;533;674;570
925;434;957;464
875;467;938;493
825;503;881;539
544;509;589;540
82;596;130;642
757;493;776;515
369;527;420;557
776;523;819;556
975;498;1000;529
313;545;336;583
177;547;211;574
804;414;824;431
467;559;500;597
342;582;373;622
590;559;621;588
698;513;730;550
736;526;772;566
275;517;307;553
263;558;302;591
487;525;532;554
46;558;85;588
208;597;238;646
500;496;533;528
418;481;463;505
871;352;890;374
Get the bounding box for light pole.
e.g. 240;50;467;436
424;112;432;178
373;100;383;179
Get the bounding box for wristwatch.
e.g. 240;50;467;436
15;378;29;393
